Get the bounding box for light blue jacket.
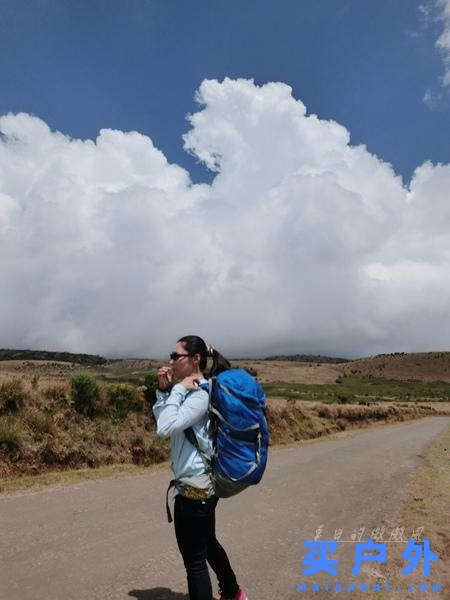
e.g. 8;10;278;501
153;378;214;496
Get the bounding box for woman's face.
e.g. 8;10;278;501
169;341;200;380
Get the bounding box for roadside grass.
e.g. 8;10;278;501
362;424;449;600
1;399;448;494
396;424;450;596
0;462;168;495
0;416;23;454
1;366;449;494
2;409;446;497
0;378;26;412
266;402;449;446
0;371;168;481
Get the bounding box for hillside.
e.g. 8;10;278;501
263;353;350;363
2;349;450;384
341;351;450;383
0;349;107;365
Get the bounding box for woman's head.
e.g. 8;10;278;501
169;335;231;380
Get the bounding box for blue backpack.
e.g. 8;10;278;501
185;368;270;498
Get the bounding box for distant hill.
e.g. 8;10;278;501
263;354;350;364
0;349;107;365
342;351;450;382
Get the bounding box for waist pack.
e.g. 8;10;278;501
185;368;270;498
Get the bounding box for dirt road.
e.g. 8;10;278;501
1;417;448;600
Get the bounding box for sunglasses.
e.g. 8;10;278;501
170;352;190;361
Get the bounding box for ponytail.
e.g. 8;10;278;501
207;346;231;378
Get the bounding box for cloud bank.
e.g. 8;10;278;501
1;78;449;358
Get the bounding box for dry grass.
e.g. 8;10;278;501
266;401;449;447
396;424;450;595
0;370;170;481
362;424;450;600
230;359;342;384
0;462;167;495
3;352;450;386
342;351;450;383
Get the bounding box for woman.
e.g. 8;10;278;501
153;335;248;600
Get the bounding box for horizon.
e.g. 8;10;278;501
3;346;450;363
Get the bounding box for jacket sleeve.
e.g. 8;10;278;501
152;383;209;438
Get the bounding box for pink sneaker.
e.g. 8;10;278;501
219;588;248;600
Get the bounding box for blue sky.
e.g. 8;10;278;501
1;1;450;357
0;0;448;185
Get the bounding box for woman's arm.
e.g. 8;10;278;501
152;383;209;437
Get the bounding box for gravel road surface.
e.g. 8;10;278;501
1;417;448;600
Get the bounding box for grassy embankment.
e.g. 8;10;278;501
363;424;449;600
0;357;449;494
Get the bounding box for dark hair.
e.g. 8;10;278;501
177;335;231;378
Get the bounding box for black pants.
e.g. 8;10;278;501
174;494;239;600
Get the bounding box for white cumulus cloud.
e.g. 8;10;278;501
1;78;449;358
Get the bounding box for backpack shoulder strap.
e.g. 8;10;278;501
184;377;215;460
184;426;199;449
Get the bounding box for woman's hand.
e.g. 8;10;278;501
180;375;202;391
157;366;173;391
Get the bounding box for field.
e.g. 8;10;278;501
0;353;449;489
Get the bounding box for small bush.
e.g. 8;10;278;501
107;383;140;418
43;383;70;405
70;374;102;418
244;366;258;377
23;408;56;438
40;433;97;468
0;417;23;455
336;394;350;404
40;438;68;466
316;405;332;419
0;379;26;414
335;418;347;430
93;419;117;445
31;373;40;390
144;370;159;404
129;433;169;465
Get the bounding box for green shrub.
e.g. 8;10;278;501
336;394;350;404
0;417;23;454
70;374;101;417
0;379;26;414
107;383;140;418
144;370;159;404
